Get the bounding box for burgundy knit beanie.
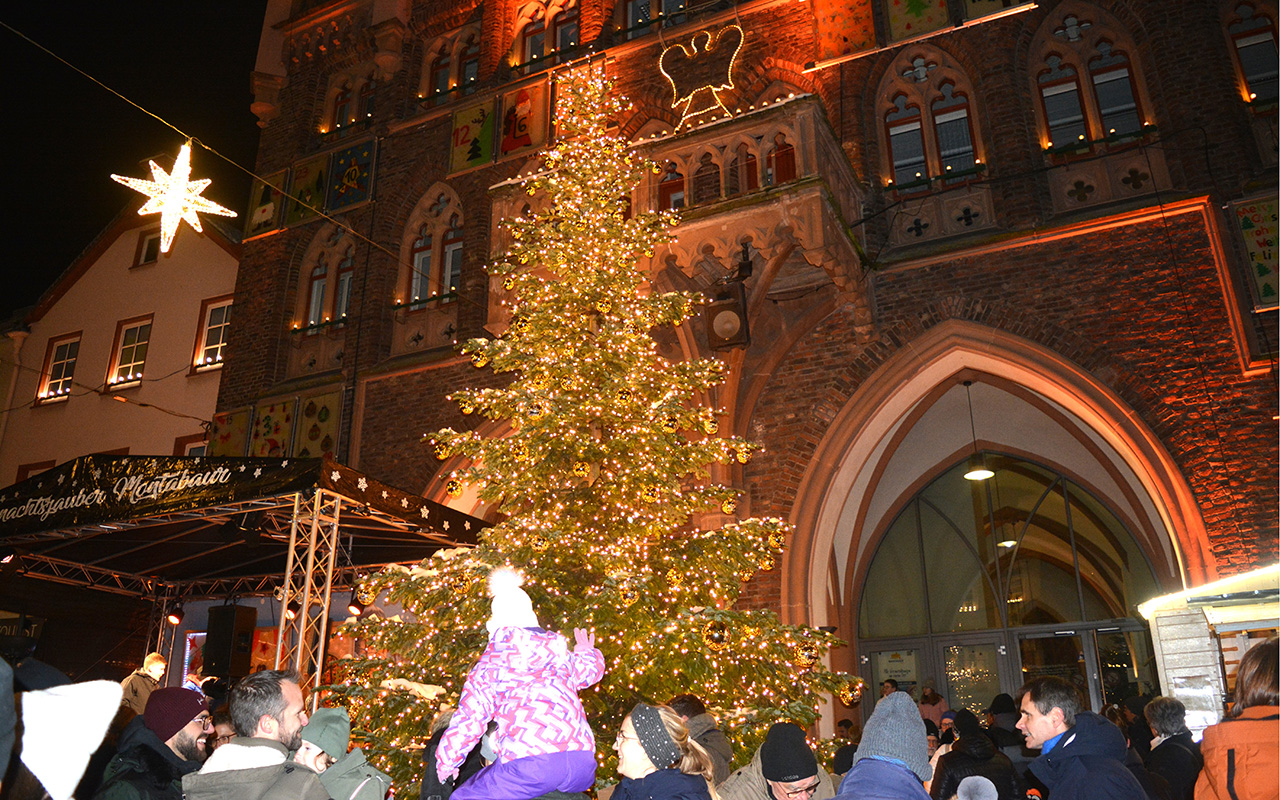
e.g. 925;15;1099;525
144;688;207;742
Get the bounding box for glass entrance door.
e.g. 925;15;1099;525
1018;629;1095;709
939;634;1011;714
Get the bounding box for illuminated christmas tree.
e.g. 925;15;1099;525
332;69;861;788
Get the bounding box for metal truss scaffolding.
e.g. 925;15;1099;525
274;489;342;700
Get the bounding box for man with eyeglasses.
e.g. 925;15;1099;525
94;687;211;800
719;722;835;800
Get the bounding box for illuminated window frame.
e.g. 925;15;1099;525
107;314;153;389
191;295;232;373
36;332;81;404
173;432;208;456
1227;4;1279;104
399;189;465;311
331;84;353;131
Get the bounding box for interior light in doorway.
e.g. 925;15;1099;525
962;380;994;481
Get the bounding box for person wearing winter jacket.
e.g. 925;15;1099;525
718;722;836;800
835;692;931;800
928;710;1023;800
295;706;392;800
95;688;211;800
435;568;605;800
667;694;734;785
1142;697;1201;800
612;703;715;800
1016;676;1144;800
1194;637;1278;800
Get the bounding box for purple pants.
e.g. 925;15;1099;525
451;750;597;800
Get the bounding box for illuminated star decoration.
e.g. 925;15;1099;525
111;141;237;253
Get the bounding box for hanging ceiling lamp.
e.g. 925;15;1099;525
962;380;994;481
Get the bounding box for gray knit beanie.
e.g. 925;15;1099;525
957;776;998;800
852;691;932;781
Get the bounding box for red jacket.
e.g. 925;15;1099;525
1193;706;1278;800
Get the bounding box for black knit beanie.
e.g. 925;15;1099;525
760;723;818;783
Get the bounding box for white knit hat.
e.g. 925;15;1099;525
486;567;539;635
21;679;123;800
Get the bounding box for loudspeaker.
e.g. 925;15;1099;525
704;282;750;349
205;605;257;679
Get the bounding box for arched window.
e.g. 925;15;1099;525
427;48;451;107
400;189;465;309
521;17;547;74
691;153;721;205
358;77;379;123
553;6;580;64
409;226;433;302
331;84;353;131
296;226;356;331
886;96;927;185
658;163;685;209
860;456;1160;639
765;134;797;185
1030;9;1151;151
1227;3;1279;103
932;84;976;182
726;143;759;197
307;260;327;327
460;36;481;96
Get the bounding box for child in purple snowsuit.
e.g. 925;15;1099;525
435;568;605;800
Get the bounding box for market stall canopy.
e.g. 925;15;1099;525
0;454;486;597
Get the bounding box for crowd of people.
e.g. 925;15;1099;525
0;574;1274;800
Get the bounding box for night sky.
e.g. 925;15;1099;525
2;3;269;320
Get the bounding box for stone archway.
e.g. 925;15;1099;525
782;319;1213;633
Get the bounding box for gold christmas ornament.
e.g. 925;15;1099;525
702;418;719;435
721;498;737;514
503;276;515;291
530;534;550;552
757;553;775;571
641;486;661;502
355;583;377;605
703;620;730;652
793;642;821;669
459;399;475;415
768;530;787;549
511;441;529;461
445;479;463;497
528;402;546;419
660;415;679;433
596;299;612;314
572;461;591;478
434;442;451;460
839;679;864;706
666;569;682;587
617;388;633;401
735;449;751;464
513;315;530;333
619;583;639;606
471;352;489;368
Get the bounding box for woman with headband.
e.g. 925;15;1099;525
614;703;717;800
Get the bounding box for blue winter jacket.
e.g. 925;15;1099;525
1028;711;1147;800
833;758;930;800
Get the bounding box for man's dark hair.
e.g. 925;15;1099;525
1017;676;1083;727
837;718;853;730
668;693;708;718
1143;696;1187;736
229;669;299;737
882;678;898;690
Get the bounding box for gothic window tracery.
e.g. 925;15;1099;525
400;187;465;308
419;26;483;107
297;225;356;330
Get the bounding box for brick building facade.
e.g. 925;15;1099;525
222;0;1278;712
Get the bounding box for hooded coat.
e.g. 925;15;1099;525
182;737;330;800
93;716;201;800
436;627;605;778
928;729;1024;800
682;713;733;785
1027;711;1146;800
614;769;713;800
319;747;392;800
119;671;159;717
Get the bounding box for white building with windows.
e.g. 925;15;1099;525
0;206;239;484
